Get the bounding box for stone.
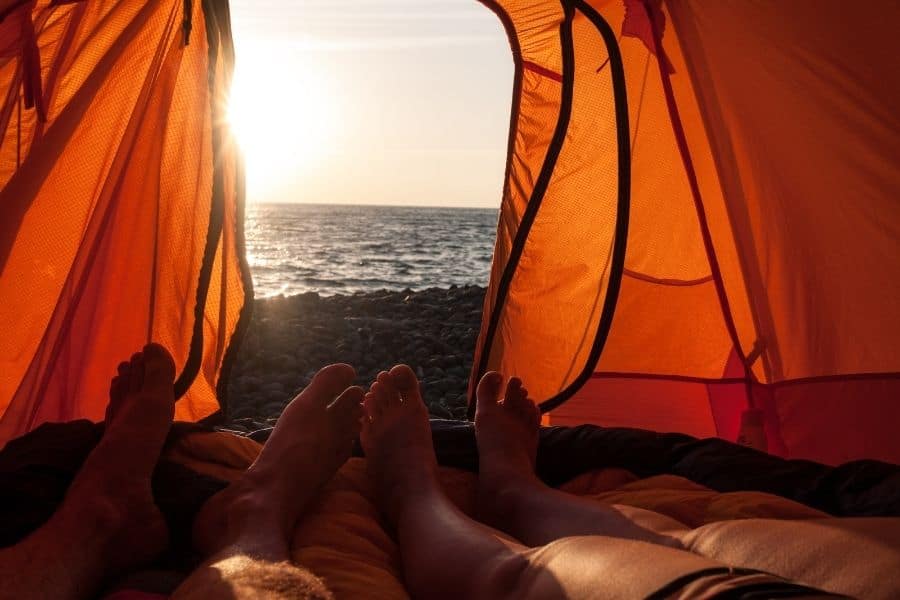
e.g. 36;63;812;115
229;406;256;420
262;402;286;417
263;382;285;394
448;366;467;379
429;403;452;419
225;286;487;427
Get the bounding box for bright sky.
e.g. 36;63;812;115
228;0;513;208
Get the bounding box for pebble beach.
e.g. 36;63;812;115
225;285;486;432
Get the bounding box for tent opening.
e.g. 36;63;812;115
216;1;514;427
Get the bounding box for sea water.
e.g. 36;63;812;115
245;203;498;297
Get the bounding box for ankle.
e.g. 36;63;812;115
479;458;538;490
477;467;540;524
195;485;290;557
375;463;442;523
54;494;122;543
382;461;439;500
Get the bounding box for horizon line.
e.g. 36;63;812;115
248;201;500;210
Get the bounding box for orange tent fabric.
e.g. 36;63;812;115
469;0;900;464
0;0;250;442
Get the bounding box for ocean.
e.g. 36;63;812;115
245;203;499;297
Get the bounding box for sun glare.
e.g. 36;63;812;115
227;44;338;202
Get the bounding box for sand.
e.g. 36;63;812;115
224;285;486;432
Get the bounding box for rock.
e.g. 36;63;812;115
239;375;261;389
434;379;455;393
451;406;469;420
262;402;286;417
448;366;467;379
229;406;256;420
249;428;274;443
429;403;452;419
263;382;285;394
225;286;486;427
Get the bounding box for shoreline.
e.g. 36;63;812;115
225;285;486;431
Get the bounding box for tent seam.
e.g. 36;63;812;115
467;0;576;419
539;0;632;414
172;0;226;402
211;0;253;421
647;2;755;402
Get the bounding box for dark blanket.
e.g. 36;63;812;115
425;420;900;517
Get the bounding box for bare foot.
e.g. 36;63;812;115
193;364;364;560
62;343;175;572
473;372;541;528
360;365;439;526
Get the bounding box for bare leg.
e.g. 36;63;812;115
475;372;684;548
173;364;364;600
362;368;834;600
361;365;548;600
0;344;175;600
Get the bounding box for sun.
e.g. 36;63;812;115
227;43;337;201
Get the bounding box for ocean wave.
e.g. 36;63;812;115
246;204;498;297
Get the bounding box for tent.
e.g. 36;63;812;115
2;3;899;597
0;0;251;441
1;0;898;467
467;0;900;465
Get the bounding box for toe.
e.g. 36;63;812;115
476;371;504;412
332;387;365;443
112;362;130;405
301;364;356;405
506;377;523;402
504;378;528;410
521;390;541;425
128;352;145;393
110;375;122;399
511;382;540;425
376;371;399;407
108;362;130;419
331;386;364;421
365;381;391;420
142;343;176;388
506;379;537;421
364;391;383;421
369;381;393;415
106;376;124;422
388;365;423;407
511;394;537;422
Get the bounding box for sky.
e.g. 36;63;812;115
228;0;513;208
